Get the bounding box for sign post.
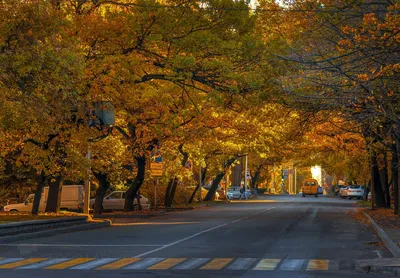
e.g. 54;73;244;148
150;151;163;211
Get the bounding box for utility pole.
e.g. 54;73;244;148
154;177;159;211
294;166;297;194
198;166;202;202
84;148;91;214
244;154;248;199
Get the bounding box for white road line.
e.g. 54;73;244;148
18;258;70;269
69;258;118;270
0;244;163;247
134;207;276;258
280;259;305;271
123;258;164;269
173;258;210;270
0;258;24;265
227;258;257;270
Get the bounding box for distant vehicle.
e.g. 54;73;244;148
301;178;319;197
3;185;84;212
318;186;323;195
90;191;150;211
227;186;250;200
346;185;365;199
339;186;349;198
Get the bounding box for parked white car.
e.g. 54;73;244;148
347;185;365;199
90;191;150;211
3;185;84;212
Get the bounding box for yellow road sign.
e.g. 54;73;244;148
150;163;163;170
151;169;163;176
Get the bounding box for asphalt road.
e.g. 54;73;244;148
0;195;392;277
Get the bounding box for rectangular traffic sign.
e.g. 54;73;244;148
151;169;163;176
150;163;163;170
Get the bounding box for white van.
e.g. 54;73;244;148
3;185;84;213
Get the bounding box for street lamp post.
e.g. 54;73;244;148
244;154;248;199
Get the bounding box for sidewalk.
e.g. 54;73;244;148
357;208;400;275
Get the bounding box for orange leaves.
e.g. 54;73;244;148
363;13;377;26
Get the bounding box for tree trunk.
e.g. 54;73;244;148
204;157;236;201
251;164;264;189
204;172;225;201
380;152;390;208
164;143;189;207
371;152;386;208
93;172;110;216
124;155;146;212
165;178;178;207
164;178;174;206
32;171;46;215
392;143;399;214
45;174;64;213
232;162;242;187
188;167;208;204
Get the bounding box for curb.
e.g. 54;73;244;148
356;211;400;275
361;210;400;257
0;221;110;244
94;212;166;219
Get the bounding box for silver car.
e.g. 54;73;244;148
347;185;365;200
227;186;250;200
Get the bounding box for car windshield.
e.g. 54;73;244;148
228;187;239;191
350;185;360;189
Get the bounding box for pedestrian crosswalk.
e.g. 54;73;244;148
0;257;356;271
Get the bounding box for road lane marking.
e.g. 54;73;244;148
70;258;118;270
227;258;257;270
0;258;47;269
18;258;70;269
253;259;281;270
45;258;95;269
200;258;233;270
0;258;24;266
280;259;305;271
173;258;209;269
123;258;164;269
148;258;187;269
97;258;141;270
307;260;329;271
134;207;276;257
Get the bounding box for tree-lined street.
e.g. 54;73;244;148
0;196;392;277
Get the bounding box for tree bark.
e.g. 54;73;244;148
188;167;207;204
164;178;174;206
204;157;236;201
392;143;399;214
32;171;46;215
251;164;264;189
380;152;390;208
165;178;178;207
371;152;386;208
124;155;146;212
93;172;110;216
45;174;64;213
164;143;189;207
231;162;242;187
